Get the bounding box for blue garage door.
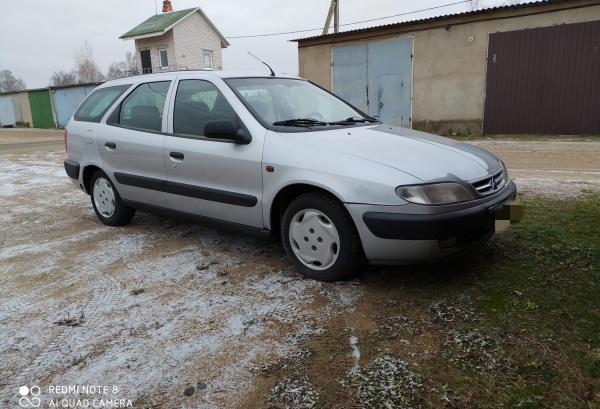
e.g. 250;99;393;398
331;44;368;113
332;37;413;127
52;85;98;127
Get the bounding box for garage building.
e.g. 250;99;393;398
293;0;600;135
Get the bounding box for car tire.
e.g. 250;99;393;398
281;192;363;281
90;170;135;227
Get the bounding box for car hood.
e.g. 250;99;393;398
293;124;502;182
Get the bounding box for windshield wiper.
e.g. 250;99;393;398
328;116;380;125
272;118;329;127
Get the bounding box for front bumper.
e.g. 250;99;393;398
346;181;520;263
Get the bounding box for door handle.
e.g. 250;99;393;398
105;142;116;151
169;152;184;161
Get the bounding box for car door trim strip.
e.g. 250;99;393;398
113;172;258;207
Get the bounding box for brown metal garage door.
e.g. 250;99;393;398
483;20;600;135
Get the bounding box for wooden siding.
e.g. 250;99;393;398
172;11;223;70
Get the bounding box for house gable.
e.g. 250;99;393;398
120;8;229;48
172;11;225;70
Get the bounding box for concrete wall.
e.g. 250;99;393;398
297;2;600;135
172;11;223;70
135;30;176;71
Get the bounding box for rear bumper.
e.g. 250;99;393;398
64;159;80;180
345;181;518;263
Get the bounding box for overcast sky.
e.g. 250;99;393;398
0;0;528;88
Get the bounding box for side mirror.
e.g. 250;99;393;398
203;120;251;145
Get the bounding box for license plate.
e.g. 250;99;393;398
494;200;524;233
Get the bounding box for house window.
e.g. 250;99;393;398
203;50;213;69
159;49;169;70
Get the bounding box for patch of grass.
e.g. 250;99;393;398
441;329;505;372
374;315;425;338
429;295;480;324
267;377;319;409
129;288;145;296
262;192;600;408
54;311;85;327
340;355;424;409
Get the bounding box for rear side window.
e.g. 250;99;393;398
173;80;237;137
74;85;130;123
116;81;171;132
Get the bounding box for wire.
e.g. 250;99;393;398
226;0;471;39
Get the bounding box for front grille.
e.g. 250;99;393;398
470;169;506;196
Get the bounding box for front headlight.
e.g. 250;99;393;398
396;182;476;205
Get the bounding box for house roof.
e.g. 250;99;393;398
119;7;229;47
291;0;579;43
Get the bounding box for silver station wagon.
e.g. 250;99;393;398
64;71;519;281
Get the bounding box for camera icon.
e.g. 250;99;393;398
18;385;41;408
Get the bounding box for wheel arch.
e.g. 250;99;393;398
268;183;345;239
82;164;105;194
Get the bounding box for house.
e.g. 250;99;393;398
293;0;600;135
119;1;229;74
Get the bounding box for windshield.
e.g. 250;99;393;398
225;78;376;130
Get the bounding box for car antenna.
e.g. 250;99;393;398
248;52;276;77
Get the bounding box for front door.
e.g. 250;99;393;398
331;37;413;127
163;78;264;228
140;50;152;74
97;81;172;207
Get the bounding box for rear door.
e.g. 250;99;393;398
162;76;264;228
96;80;173;207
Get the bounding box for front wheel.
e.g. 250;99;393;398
90;170;135;227
281;193;363;281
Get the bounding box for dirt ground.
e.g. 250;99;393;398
1;129;599;408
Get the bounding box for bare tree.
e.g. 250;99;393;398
125;51;137;72
49;70;78;86
106;51;138;80
0;70;27;92
74;40;104;83
106;62;127;80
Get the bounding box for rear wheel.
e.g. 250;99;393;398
90;170;135;226
281;193;363;281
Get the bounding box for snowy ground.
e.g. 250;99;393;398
0;150;361;408
1;133;599;408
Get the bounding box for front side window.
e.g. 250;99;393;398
159;49;169;69
203;51;213;69
117;81;170;132
74;85;130;123
225;78;375;131
173;79;237;137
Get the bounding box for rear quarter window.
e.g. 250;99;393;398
74;85;131;123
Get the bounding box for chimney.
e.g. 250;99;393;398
162;0;173;13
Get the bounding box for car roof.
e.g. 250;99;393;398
99;70;302;89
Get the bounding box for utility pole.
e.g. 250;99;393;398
322;0;340;35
